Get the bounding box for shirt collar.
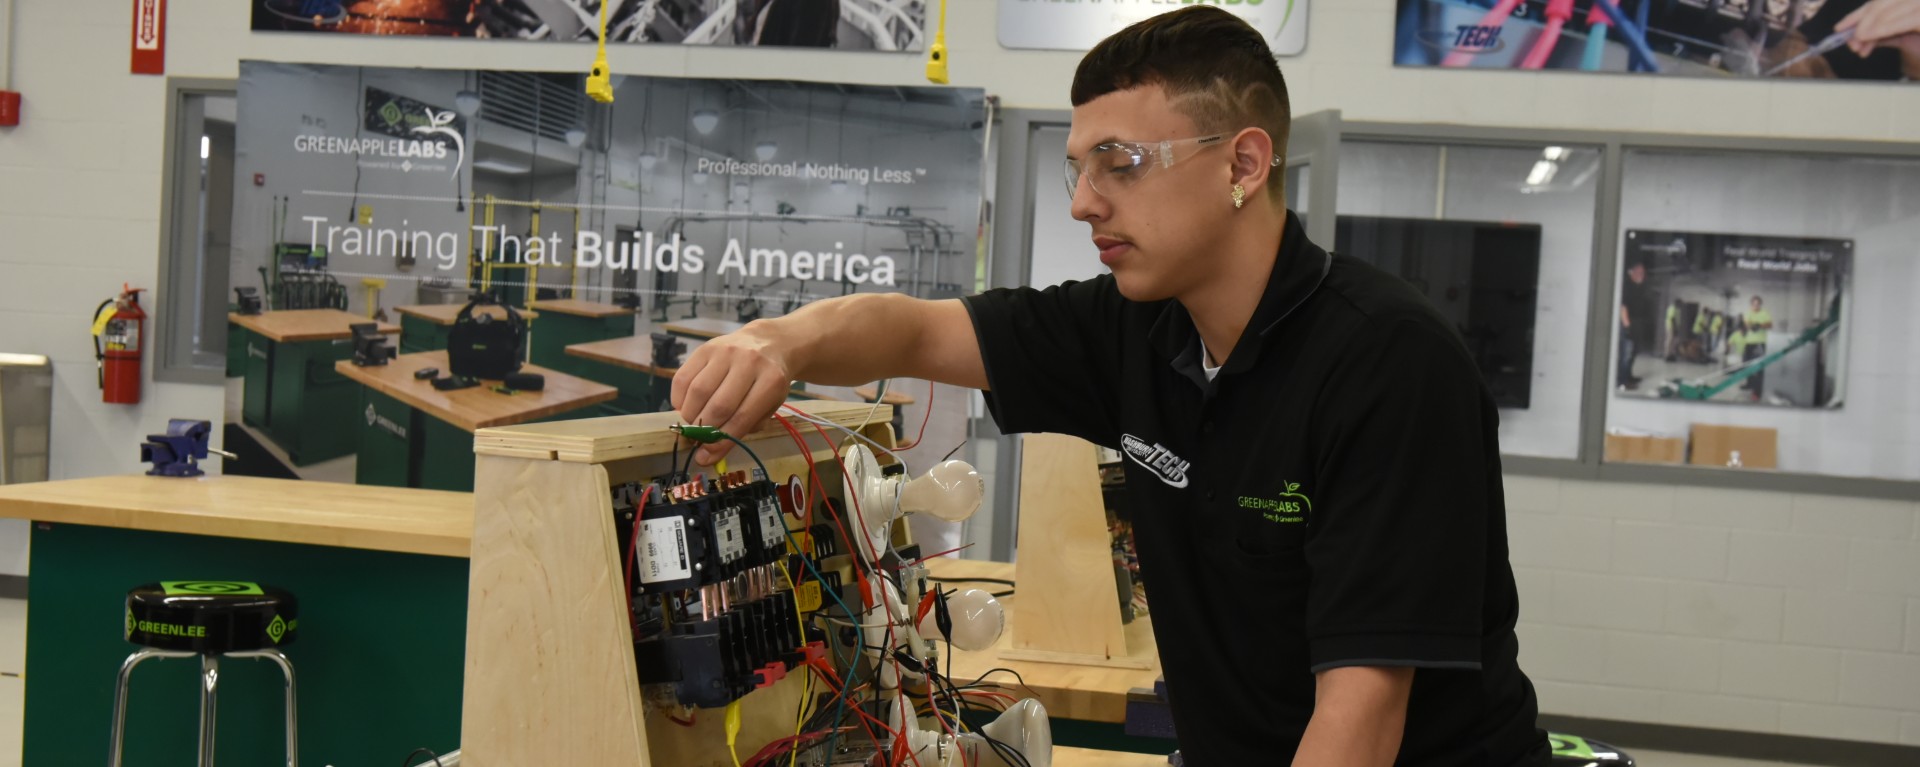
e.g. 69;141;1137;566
1149;210;1332;388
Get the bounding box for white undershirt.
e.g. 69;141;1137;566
1199;339;1222;382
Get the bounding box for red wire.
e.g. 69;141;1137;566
781;408;877;567
772;412;873;607
892;380;937;450
623;484;657;624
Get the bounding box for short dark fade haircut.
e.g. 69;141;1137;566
1071;7;1292;197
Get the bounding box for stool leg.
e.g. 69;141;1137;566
108;649;194;767
230;649;298;767
198;654;220;767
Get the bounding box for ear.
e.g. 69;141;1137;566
1227;127;1277;200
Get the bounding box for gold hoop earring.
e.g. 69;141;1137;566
1231;184;1246;209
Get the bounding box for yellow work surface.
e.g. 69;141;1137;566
334;350;617;432
394;303;538;326
527;298;632;318
228;309;399;343
1055;747;1171;767
0;474;472;557
660;317;747;339
566;334;703;376
925;558;1162;724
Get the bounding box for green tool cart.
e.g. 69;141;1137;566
563;335;685;416
394;303;540;354
0;474;470;767
336;350;617;492
525;299;635;377
228;310;400;466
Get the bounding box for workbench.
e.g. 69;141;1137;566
564;334;694;415
525;298;634;377
227;310;400;466
0;475;471;766
393;303;538;354
335;350;616;491
660;317;747;340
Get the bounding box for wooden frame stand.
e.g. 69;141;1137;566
1005;433;1153;670
459;401;894;766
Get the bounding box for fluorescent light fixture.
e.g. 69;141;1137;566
638;151;659;171
200;135;210;160
830;179;848;192
733;181;751;197
1525;160;1558;186
1543;146;1569;161
0;353;49;366
454;90;483;118
565;127;587;149
691;170;710;185
473;158;532;174
692;110;720;135
755;141;777;161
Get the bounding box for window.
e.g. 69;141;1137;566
156;84;238;383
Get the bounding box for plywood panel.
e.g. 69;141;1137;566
1010;433;1136;665
475;400;891;464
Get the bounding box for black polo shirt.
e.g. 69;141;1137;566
962;211;1548;766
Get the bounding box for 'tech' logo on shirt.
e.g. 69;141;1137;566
1120;434;1191;489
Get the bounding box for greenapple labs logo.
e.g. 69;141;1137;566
409;108;466;180
1239;481;1312;524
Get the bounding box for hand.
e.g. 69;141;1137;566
670;324;799;466
1838;0;1920;71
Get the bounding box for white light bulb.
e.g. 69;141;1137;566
638;151;659;171
917;588;1005;652
691;170;709;185
454;90;483;118
898;460;983;522
565;127;587;149
755;141;777;161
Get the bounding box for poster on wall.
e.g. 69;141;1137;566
226;60;985;490
999;0;1310;53
1615;229;1851;408
1394;0;1919;82
251;0;927;50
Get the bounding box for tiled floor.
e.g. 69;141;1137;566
0;597;1836;766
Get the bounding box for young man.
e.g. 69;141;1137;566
1742;295;1775;400
671;8;1549;766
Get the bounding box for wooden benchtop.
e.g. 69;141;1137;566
660;317;746;338
565;335;703;376
394;303;538;326
1056;747;1169;767
853;383;916;406
527;298;632;319
475;399;889;464
925;557;1162;724
0;475;472;558
228;309;400;343
334;350;617;432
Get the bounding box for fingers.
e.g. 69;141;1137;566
670;346;711;416
700;374;793;466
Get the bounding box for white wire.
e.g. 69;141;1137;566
856;379;890;434
782;408;908;474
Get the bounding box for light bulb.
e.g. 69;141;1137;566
565;127;587;149
755;141;777;161
691;110;720;135
830;179;848;193
898;460;983;522
454;90;483;118
638;151;659;171
916;588;1005;652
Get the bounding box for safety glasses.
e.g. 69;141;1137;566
1064;134;1283;199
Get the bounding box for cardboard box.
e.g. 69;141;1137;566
1688;424;1778;469
1604;433;1687;464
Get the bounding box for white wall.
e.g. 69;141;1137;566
1;0;1916;741
1509;476;1920;746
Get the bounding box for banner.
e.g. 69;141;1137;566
1615;230;1851;409
1394;0;1919;82
1000;0;1309;54
251;0;927;51
237;61;987;312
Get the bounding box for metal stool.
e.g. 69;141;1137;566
110;581;300;767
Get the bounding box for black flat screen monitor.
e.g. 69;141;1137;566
1335;215;1542;410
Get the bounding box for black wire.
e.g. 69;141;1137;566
940;441;966;462
927;576;1014;598
401;748;443;767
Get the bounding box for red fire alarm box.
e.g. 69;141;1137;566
0;92;21;127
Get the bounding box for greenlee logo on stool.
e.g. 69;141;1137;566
160;581;264;596
266;614;288;644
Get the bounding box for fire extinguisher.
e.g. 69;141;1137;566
92;285;147;405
